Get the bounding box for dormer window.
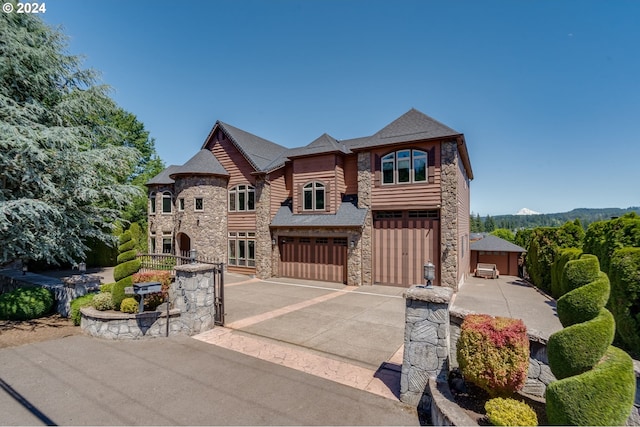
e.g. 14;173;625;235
229;184;255;212
381;149;428;184
303;182;325;211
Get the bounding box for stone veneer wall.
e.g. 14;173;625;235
440;142;459;290
173;176;227;261
170;263;217;334
148;184;176;252
254;176;272;279
357;152;373;286
81;307;185;339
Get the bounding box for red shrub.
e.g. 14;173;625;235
457;314;529;396
132;270;172;310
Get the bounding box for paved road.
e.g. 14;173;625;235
0;335;418;426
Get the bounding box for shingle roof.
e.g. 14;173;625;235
169;149;228;178
470;235;526;253
271;201;368;227
286;133;351;158
213;121;288;172
146;165;181;185
346;108;461;150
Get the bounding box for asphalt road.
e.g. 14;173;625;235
0;335;419;426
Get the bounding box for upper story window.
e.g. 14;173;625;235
229;184;255;212
303;181;325;211
178;198;185;211
150;193;156;214
195;197;204;211
162;191;172;213
381;149;428;185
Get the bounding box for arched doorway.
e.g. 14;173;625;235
177;232;191;257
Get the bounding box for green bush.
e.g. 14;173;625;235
583;213;640;275
608;247;640;358
550;248;582;298
70;294;94;326
111;275;132;311
561;254;600;295
120;297;139;314
92;292;113;311
546;254;635;425
113;259;141;283
546;346;635;426
485;397;538;426
100;283;114;293
116;249;137;264
457;314;529;396
0;287;54;320
111;227;141;310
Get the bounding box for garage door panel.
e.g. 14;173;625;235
279;237;346;283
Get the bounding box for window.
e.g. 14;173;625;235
149;233;156;253
195;198;203;211
150;193;156;214
162;192;172;213
303;182;325;211
162;233;173;254
228;231;256;267
229;185;255;212
178;198;185;211
381;149;428;184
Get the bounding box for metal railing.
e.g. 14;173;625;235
137;252;221;276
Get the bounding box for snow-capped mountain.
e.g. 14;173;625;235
516;208;542;216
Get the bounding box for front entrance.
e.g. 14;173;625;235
279;237;347;283
373;210;440;287
177;232;191;257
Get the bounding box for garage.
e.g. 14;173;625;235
279;237;347;283
470;235;525;277
373;210;440;287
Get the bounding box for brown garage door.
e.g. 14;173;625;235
279;237;347;283
373;210;440;287
476;251;510;276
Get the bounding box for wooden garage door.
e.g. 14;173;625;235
279;237;347;283
477;251;510;276
373;210;440;287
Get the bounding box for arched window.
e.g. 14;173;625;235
381;149;428;185
229;184;255;212
162;191;172;213
303;181;325;211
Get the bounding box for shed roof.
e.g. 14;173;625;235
470;235;526;253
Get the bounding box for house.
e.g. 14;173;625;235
146;108;473;290
470;235;526;277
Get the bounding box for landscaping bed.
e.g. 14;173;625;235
0;313;80;349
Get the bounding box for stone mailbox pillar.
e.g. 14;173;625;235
172;263;216;335
400;286;453;408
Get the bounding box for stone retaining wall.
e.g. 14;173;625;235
80;306;186;339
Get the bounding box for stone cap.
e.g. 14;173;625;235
403;285;453;304
174;263;221;273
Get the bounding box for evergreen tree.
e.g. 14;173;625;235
485;215;496;232
0;10;142;265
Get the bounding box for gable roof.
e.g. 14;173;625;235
203;121;288;173
470;235;526;253
286;133;350;158
146;165;181;185
169;149;228;178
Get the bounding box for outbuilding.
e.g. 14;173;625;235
470;235;525;277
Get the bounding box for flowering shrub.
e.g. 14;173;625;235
457;314;529;396
120;297;139;314
132;270;171;310
92;292;113;311
485;397;537;426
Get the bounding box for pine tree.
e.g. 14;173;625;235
0;11;141;265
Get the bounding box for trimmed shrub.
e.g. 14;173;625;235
457;314;529;396
70;294;94;326
112;229;141;310
100;283;114;293
0;287;54;320
550;248;582;298
92;292;113;311
608;247;640;358
120;297;139;314
560;254;600;295
546;254;635;425
485;397;538;426
583;213;640;275
132;270;172;310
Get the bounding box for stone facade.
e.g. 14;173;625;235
254;176;272;279
80;307;185;339
170;263;217;335
357;152;373;286
400;285;453;408
440;141;459;290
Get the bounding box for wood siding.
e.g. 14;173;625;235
291;155;339;214
457;155;471;283
343;155;358;195
370;142;441;209
268;167;288;217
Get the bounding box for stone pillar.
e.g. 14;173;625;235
171;263;216;335
357;152;372;286
254;176;272;279
400;285;453;409
440;141;459;290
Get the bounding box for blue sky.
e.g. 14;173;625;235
41;0;639;216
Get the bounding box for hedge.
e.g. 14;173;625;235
608;247;640;358
0;287;54;320
583;213;640;275
550;248;582;299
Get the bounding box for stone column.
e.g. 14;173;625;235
440;141;459;290
171;263;216;335
254;176;272;279
357;152;372;286
400;285;453;409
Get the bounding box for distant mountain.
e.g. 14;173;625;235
515;208;541;216
480;207;640;231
